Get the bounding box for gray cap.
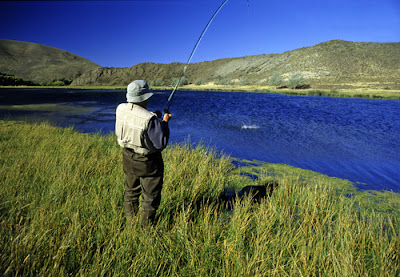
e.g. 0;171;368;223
126;80;153;103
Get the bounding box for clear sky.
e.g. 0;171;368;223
1;0;399;68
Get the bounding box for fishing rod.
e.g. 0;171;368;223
165;0;230;112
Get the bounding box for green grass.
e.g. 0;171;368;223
1;121;399;276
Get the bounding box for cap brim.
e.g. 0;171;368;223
127;92;153;103
141;92;153;101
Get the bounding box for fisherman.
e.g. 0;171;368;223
115;80;172;228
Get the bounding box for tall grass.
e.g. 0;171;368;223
1;121;399;276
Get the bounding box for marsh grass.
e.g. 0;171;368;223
1;121;399;276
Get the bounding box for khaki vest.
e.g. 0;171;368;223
115;103;157;155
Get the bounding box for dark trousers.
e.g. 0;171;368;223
122;148;164;227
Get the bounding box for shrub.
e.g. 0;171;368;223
194;78;207;85
171;77;188;87
150;80;164;86
0;72;38;86
40;78;72;86
239;77;250;86
214;78;233;85
286;71;305;89
268;72;283;88
52;80;66;86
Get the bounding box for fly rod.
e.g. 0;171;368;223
165;0;230;112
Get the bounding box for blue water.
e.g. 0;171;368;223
1;88;399;192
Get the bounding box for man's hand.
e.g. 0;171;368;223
163;111;172;123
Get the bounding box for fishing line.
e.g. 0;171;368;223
165;0;231;111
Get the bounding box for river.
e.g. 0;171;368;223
1;88;399;192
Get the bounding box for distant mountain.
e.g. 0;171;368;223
0;39;100;83
71;40;400;89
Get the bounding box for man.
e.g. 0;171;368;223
115;80;172;227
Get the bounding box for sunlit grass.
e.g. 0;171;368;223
1;120;399;276
0;103;93;113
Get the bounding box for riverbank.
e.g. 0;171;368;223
1;120;399;275
2;85;400;100
170;84;400;100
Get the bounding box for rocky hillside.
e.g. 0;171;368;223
0;39;100;83
71;40;400;89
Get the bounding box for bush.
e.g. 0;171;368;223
40;78;73;86
214;78;233;85
0;72;38;86
268;72;283;88
171;77;188;87
150;80;165;86
239;77;250;86
194;78;207;85
52;80;66;86
286;71;305;89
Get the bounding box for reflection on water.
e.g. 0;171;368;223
1;88;399;192
240;124;260;130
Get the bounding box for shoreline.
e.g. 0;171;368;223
1;119;399;197
2;85;400;100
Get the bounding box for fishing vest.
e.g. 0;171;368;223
115;103;158;155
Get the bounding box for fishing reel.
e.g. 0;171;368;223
154;109;171;118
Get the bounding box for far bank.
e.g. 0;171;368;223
2;85;400;100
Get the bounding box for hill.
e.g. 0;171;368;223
0;39;398;89
71;40;400;89
0;39;101;83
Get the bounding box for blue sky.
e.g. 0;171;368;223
1;0;399;68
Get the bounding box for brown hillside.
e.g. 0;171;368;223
72;40;400;89
0;39;101;83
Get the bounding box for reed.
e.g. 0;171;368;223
1;120;399;276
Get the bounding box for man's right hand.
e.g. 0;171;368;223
163;112;172;123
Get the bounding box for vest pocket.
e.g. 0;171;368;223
116;119;143;146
